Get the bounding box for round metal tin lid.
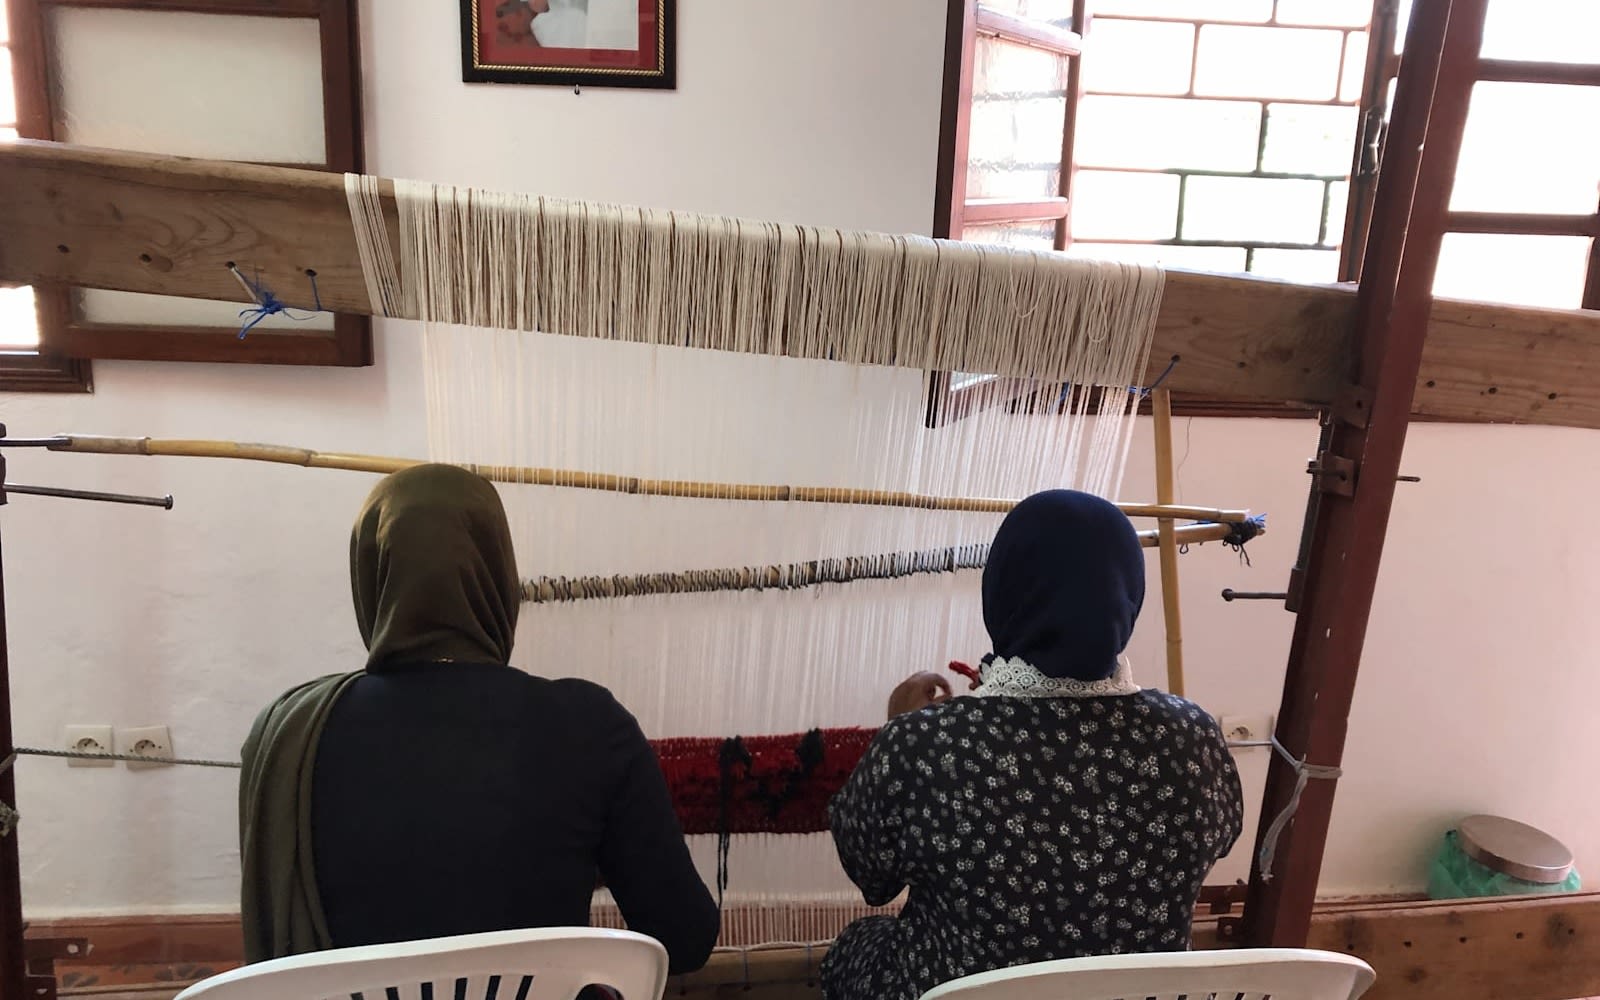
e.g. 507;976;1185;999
1458;815;1574;884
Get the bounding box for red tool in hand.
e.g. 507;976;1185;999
947;660;982;691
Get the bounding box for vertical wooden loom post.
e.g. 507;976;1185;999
1241;0;1485;947
0;443;24;1000
1151;389;1184;696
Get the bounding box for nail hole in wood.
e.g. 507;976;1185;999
225;261;237;269
56;244;69;254
1548;392;1559;400
1515;932;1525;940
1487;386;1499;394
1425;380;1436;388
139;253;152;263
305;268;318;277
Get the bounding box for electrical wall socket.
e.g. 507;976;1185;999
121;725;174;769
1220;714;1274;746
63;725;115;767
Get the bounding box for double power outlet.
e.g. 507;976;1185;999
63;724;174;769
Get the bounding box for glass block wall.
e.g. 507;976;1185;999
1065;0;1375;282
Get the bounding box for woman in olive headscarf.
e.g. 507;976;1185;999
239;464;718;973
820;490;1244;1000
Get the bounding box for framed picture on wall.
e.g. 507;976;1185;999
461;0;675;89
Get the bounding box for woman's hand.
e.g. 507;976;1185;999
886;672;953;719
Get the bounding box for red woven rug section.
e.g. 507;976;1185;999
652;727;879;835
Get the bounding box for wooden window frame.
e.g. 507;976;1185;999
0;1;89;390
4;0;370;371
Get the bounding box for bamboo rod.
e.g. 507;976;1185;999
41;435;1256;523
1152;389;1186;697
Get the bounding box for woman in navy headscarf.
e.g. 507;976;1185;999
820;490;1243;1000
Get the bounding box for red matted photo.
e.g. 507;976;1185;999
461;0;675;89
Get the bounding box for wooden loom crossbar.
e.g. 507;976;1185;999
1;140;1599;429
33;434;1256;523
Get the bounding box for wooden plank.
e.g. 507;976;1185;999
1308;893;1600;1000
38;895;1600;1000
975;5;1082;56
3;142;1600;428
961;197;1069;224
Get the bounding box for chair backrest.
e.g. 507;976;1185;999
173;929;668;1000
920;949;1376;1000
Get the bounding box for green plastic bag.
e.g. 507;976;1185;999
1427;829;1581;900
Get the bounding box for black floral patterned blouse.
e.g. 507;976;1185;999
820;658;1243;1000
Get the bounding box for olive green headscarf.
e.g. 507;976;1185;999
351;463;521;669
240;464;521;963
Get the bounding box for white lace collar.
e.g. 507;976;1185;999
972;656;1141;699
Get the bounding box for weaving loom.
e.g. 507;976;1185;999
0;137;1292;944
4;11;1600;958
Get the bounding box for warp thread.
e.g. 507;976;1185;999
1256;735;1343;881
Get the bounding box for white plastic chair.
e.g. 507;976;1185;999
920;948;1376;1000
173;929;669;1000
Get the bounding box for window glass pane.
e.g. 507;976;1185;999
979;0;1075;25
961;220;1058;252
1434;233;1591;309
967;34;1065;199
1090;0;1270;19
972;32;1066;96
1250;248;1341;283
1481;0;1600;63
1451;83;1600;215
1084;20;1194;95
968;163;1061;200
0;127;17;140
1325;181;1349;240
1194;25;1343;100
1071;171;1181;240
1069;242;1248;273
1261;104;1358;176
50;6;326;162
1340;31;1369;102
0;48;13;118
1182;176;1327;243
1275;0;1372;28
1076;96;1260;171
0;286;39;349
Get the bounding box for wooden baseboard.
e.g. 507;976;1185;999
29;892;1600;1000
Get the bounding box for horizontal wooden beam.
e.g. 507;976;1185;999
1477;58;1600;86
961;197;1070;224
1448;211;1600;237
26;893;1600;1000
974;6;1082;56
2;142;1599;429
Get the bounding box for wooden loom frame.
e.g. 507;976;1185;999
1;0;1599;991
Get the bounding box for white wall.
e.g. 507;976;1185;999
4;0;1599;918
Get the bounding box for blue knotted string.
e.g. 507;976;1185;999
229;265;325;340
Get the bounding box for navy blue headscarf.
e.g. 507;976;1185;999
981;489;1146;681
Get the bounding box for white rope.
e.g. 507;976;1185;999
1256;736;1345;881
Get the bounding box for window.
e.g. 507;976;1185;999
929;0;1392;421
1432;0;1600;310
1;0;368;386
930;0;1599;422
0;0;90;391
